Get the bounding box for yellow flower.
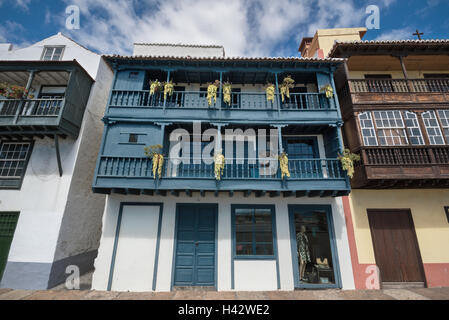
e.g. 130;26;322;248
279;153;290;179
214;153;225;180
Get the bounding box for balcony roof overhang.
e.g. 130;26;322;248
329;39;449;58
0;60;94;82
103;54;345;72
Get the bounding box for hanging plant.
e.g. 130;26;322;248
144;144;164;179
207;80;220;107
338;149;360;179
278;152;291;179
321;84;334;99
163;80;174;100
223;82;232;106
214;152;225;181
265;83;275;103
0;83;28;99
149;80;162;96
280;76;295;103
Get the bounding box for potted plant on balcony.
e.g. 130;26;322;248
163;80;174;101
0;83;28;99
280;76;295;102
144;144;165;180
265;83;275;103
214;151;225;181
223;82;232;106
278;152;291;179
321;84;334;99
149;80;162;96
338;149;360;179
207;80;220;107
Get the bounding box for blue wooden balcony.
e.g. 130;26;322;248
0;60;94;138
93;156;350;197
107;90;339;124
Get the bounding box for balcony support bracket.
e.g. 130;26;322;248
54;134;63;177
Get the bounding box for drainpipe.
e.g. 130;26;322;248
219;71;223;111
54;134;63;177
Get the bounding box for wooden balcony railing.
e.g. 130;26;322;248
348;78;449;94
0;98;64;117
97;157;346;180
358;146;449;166
108;90;333;111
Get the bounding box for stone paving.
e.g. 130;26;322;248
0;287;448;300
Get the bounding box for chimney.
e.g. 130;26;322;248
299;27;367;58
0;43;13;53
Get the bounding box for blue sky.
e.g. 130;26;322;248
0;0;448;57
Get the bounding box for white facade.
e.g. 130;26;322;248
0;33;113;289
133;43;225;58
92;194;355;292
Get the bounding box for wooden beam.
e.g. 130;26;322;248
170;190;179;197
244;190;251;198
200;190;206;197
256;191;266;198
229;190;234;197
185;190;192;197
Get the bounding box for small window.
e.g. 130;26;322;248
437;110;449;144
128;134;138;144
358;112;378;146
233;206;275;257
373;110;408;146
42;46;65;61
0;141;33;189
422;111;445;145
129;72;139;79
404;112;425;145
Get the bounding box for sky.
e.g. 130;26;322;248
0;0;448;57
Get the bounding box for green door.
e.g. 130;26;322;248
0;212;19;281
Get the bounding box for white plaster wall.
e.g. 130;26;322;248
0;33;101;79
53;58;113;260
234;261;278;291
133;44;225;58
0;137;78;263
92;193;355;292
0;34;110;266
110;205;160;292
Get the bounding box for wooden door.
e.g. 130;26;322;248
174;204;217;287
367;210;426;284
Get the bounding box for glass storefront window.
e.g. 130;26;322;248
234;207;274;257
290;206;337;286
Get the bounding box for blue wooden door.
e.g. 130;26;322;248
174;204;217;287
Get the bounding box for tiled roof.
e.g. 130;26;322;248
103;54;345;63
329;39;449;57
134;43;224;49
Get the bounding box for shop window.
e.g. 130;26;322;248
0;141;33;189
289;205;339;287
233;206;275;258
422;111;445;145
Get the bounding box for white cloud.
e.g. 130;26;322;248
47;0;395;56
375;27;415;40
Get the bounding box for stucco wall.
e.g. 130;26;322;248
53;58;113;261
0;34;109;289
348;189;449;288
0;33;101;79
92;194;355;292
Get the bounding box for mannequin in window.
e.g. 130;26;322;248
296;225;311;281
